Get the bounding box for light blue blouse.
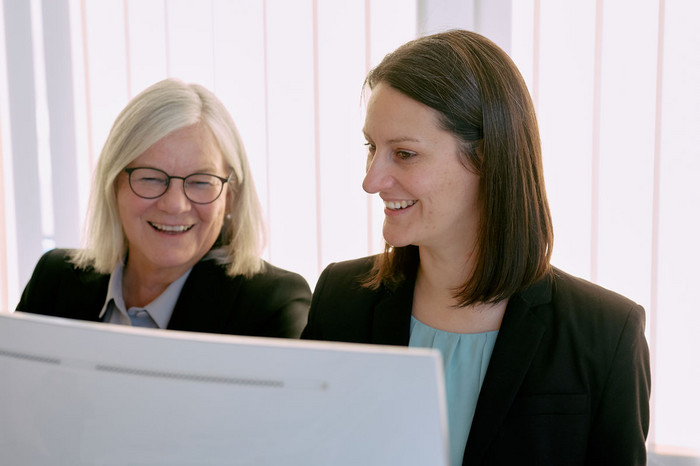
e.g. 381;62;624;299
409;316;498;466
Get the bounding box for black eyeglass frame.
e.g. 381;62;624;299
123;167;234;205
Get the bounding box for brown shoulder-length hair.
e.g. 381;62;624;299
363;29;553;306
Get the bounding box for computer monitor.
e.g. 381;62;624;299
0;311;448;465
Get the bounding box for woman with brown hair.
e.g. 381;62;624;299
302;30;650;465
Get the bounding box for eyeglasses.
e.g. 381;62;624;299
124;167;233;204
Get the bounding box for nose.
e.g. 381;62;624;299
362;151;392;194
156;179;190;213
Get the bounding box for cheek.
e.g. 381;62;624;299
117;190;152;223
116;189;134;225
198;201;227;229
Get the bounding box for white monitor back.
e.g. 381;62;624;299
0;311;448;466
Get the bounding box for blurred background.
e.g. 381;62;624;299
1;0;698;461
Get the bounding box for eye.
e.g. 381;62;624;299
186;175;218;190
395;150;416;160
132;169;167;184
364;142;376;164
191;180;215;187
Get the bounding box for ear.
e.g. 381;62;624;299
224;181;235;213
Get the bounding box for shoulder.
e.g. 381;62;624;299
188;258;311;307
310;256;383;309
302;256;386;341
321;255;376;276
17;248;108;315
35;248;75;269
549;267;644;323
171;259;311;338
552;267;637;304
523;267;647;349
191;259;310;292
256;260;312;288
315;255;377;293
27;248;103;282
241;260;313;304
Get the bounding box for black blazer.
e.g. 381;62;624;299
302;256;651;465
17;249;311;338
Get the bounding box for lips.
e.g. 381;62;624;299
148;222;194;233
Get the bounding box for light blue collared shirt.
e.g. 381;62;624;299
409;316;498;466
98;260;193;329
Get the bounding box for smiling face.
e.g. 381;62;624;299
362;83;481;258
117;124;230;280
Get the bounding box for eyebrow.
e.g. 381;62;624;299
362;131;421;144
387;137;421;144
134;165;226;176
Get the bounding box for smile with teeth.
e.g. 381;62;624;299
384;200;416;210
149;222;194;233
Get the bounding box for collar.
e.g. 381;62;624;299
99;260;193;329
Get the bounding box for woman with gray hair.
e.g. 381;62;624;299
17;78;310;338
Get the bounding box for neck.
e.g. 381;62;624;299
412;245;507;333
122;263;184;309
417;243;475;292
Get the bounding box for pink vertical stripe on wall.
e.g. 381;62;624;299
312;0;323;274
364;0;373;256
80;0;95;170
123;0;132;99
262;0;272;254
531;0;540;111
589;0;604;283
648;0;666;447
164;0;171;76
0;117;8;310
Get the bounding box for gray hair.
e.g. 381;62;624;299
72;78;265;277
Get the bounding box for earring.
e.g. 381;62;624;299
226;213;232;220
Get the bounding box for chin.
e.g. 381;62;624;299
382;233;411;249
150;252;198;268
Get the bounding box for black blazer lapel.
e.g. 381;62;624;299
166;260;243;334
462;276;551;464
74;271;110;322
371;275;415;346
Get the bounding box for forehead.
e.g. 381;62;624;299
133;124;226;171
363;83;443;137
363;83;454;147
